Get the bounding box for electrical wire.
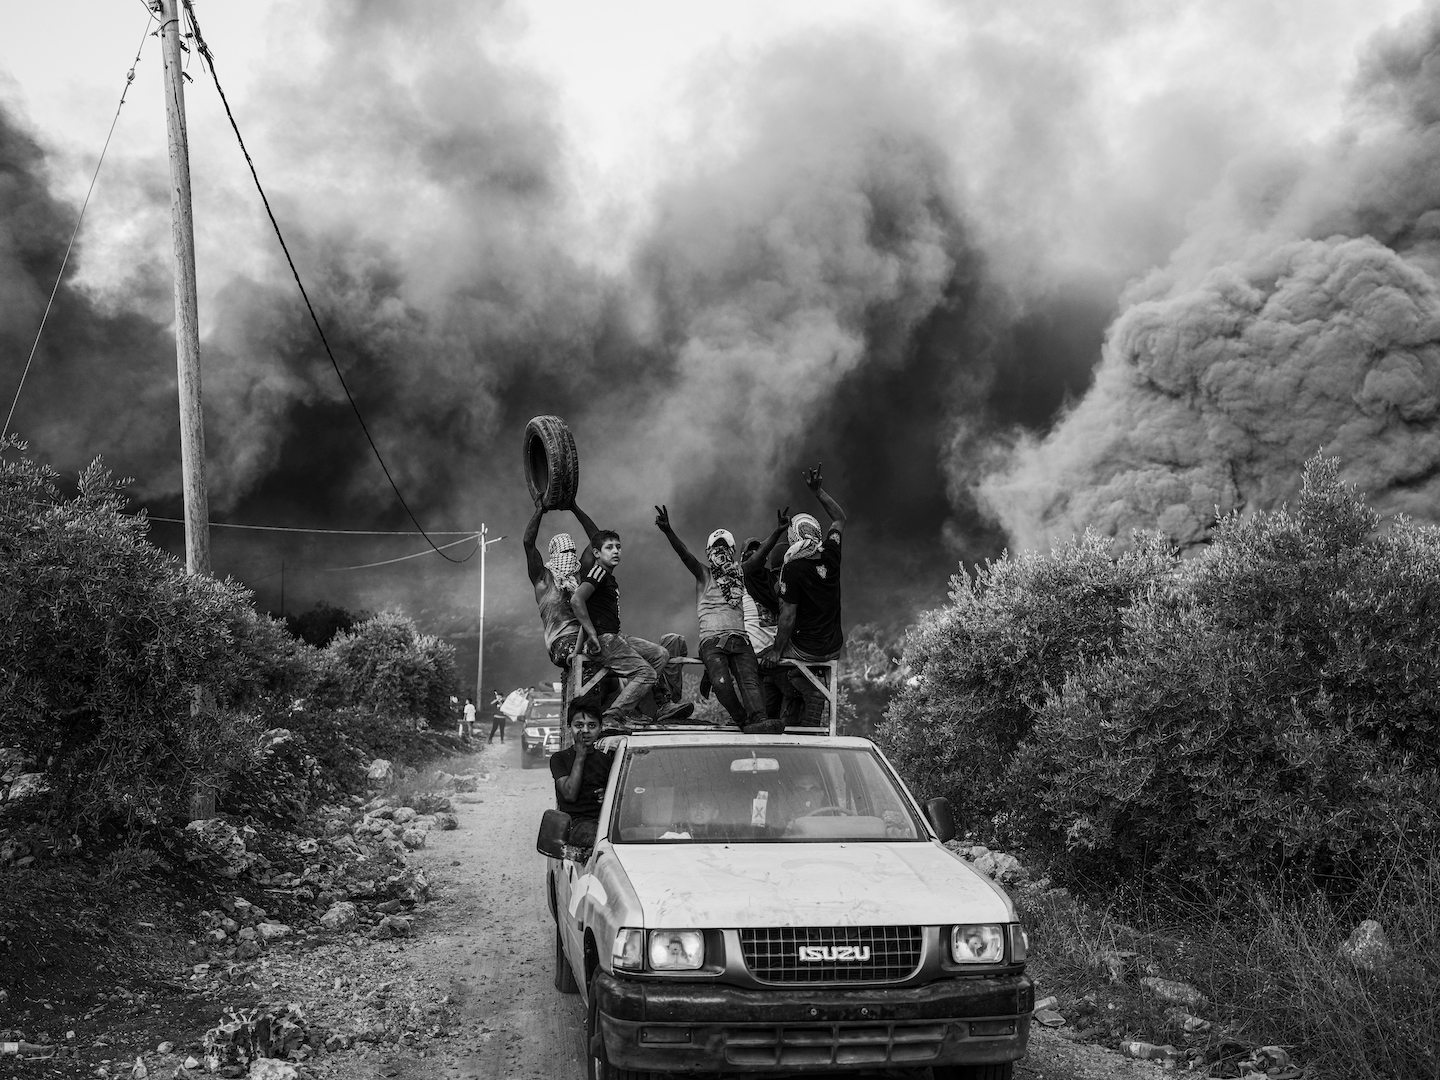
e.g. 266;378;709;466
2;8;157;440
179;0;475;565
145;516;479;536
317;534;482;572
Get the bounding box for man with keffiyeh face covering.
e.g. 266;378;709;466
523;498;599;669
656;506;778;733
762;463;848;728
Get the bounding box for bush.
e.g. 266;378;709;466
1016;458;1440;890
0;445;270;832
314;610;459;728
877;530;1175;837
879;455;1440;895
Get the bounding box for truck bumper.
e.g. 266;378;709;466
593;972;1033;1073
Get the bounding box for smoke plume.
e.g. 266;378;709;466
980;6;1440;550
2;0;1424;687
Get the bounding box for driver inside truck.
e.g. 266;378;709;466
549;703;613;848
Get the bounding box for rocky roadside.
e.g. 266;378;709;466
0;743;498;1080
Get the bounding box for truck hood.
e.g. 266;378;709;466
615;842;1012;928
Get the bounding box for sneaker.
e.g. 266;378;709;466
656;702;696;723
742;718;786;735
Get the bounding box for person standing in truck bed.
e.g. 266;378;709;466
763;463;846;728
655;506;778;733
522;495;603;670
742;509;800;726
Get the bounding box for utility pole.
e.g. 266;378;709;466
476;528;505;704
159;0;210;576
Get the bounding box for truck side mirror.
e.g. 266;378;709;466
925;798;956;843
536;809;571;858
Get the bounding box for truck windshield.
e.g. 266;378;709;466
611;745;925;843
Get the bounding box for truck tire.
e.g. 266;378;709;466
524;414;580;510
521;746;538;769
933;1065;1015;1080
554;921;579;994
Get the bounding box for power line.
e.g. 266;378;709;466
318;534;482;572
145;516;480;536
2;8;157;440
179;0;474;565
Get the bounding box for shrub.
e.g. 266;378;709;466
315;611;459;727
1016;459;1440;890
876;530;1176;837
0;445;268;832
880;454;1440;894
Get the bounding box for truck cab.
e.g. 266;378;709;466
537;731;1032;1080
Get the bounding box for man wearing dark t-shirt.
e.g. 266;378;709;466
571;529;680;728
763;464;847;728
743;509;798;724
550;705;613;847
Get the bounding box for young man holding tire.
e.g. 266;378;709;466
523;496;603;669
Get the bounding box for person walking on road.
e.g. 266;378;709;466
488;692;508;743
460;697;476;743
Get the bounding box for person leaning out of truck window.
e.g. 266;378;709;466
549;703;613;848
762;463;846;728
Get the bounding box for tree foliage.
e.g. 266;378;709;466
0;442;459;836
878;456;1440;894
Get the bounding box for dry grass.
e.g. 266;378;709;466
1016;850;1440;1079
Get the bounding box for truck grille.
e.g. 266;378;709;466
739;926;923;983
723;1021;945;1067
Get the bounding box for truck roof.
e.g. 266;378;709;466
615;731;873;749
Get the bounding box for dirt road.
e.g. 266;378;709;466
364;741;1161;1080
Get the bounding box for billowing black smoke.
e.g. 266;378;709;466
2;4;1132;692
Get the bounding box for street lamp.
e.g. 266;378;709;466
476;526;506;706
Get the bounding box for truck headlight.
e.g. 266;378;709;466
647;930;704;971
613;928;644;971
951;924;1005;963
524;727;542;738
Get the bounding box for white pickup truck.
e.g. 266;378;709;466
536;731;1033;1080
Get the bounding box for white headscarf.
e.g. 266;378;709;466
783;513;824;564
546;533;580;594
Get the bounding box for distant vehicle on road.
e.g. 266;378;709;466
520;691;565;769
536;730;1032;1080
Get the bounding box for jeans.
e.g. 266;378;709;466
699;632;765;727
488;715;506;742
597;633;667;717
779;644;840;728
758;664;798;723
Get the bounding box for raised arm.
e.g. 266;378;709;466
655;505;704;581
523;504;546;586
744;506;790;575
570;501;600;544
804;463;846;535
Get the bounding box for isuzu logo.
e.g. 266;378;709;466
798;945;871;962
